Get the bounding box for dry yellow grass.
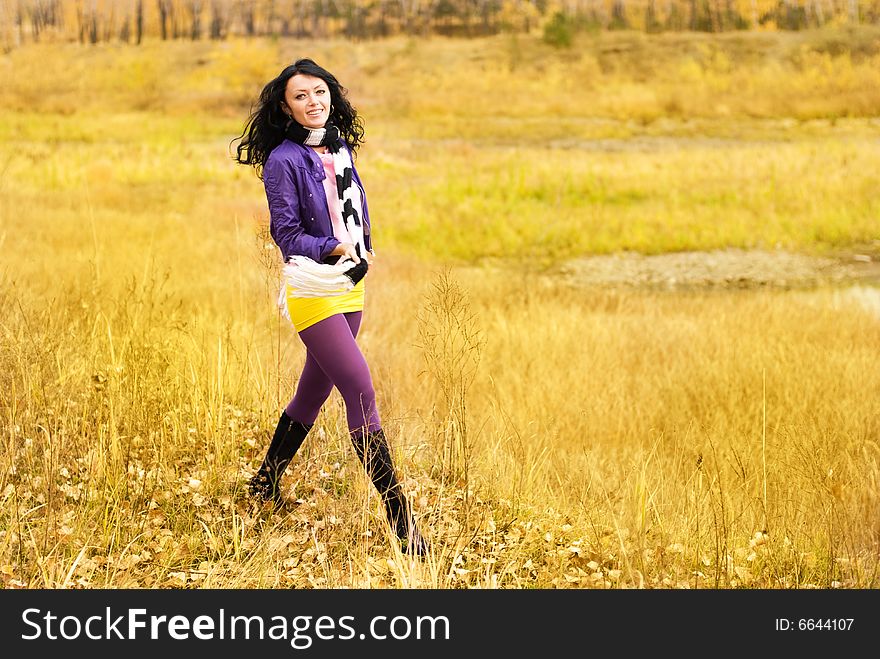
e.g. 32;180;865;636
2;239;879;588
1;32;879;589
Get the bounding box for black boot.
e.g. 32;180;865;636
351;429;430;557
249;411;312;506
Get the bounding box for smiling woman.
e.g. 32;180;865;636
231;58;429;558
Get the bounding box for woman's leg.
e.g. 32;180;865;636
350;426;428;555
252;312;364;504
295;314;425;553
285;311;363;425
294;312;380;433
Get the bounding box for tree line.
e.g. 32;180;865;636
1;0;877;51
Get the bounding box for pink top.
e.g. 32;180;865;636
319;152;353;245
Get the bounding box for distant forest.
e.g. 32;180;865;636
2;0;879;51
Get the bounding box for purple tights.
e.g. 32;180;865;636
284;311;381;433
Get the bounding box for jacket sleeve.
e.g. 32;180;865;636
263;156;340;263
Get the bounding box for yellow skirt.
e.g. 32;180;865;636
286;280;365;332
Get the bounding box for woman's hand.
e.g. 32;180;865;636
330;243;374;268
330;242;361;264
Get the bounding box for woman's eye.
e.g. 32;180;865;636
316;89;326;95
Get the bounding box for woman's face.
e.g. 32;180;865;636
283;74;331;129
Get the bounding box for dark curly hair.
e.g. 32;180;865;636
231;58;365;179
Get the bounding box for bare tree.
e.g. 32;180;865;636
25;0;56;40
266;0;276;34
238;0;254;35
209;0;229;38
848;0;859;22
136;0;143;43
104;0;116;41
120;10;130;41
0;0;23;50
88;8;98;43
158;0;170;38
74;0;100;44
187;0;203;39
610;0;629;28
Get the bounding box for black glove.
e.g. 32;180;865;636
344;258;369;286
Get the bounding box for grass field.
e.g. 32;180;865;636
1;29;878;589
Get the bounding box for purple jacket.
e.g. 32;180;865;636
263;139;372;263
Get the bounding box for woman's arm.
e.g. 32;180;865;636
264;157;340;263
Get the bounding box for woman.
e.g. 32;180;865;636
233;59;428;557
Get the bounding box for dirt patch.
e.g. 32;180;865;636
556;246;880;291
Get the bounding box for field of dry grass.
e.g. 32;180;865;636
1;29;878;589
